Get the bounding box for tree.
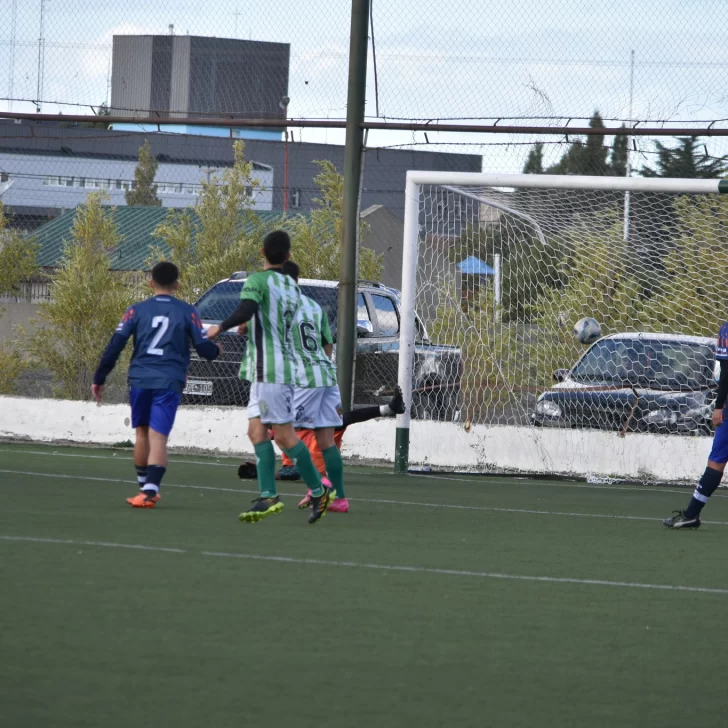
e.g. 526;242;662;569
26;192;138;400
0;202;37;302
547;111;610;176
641;137;726;178
153;140;264;301
610;126;628;177
0;203;37;394
522;143;544;174
126;140;161;207
640;195;728;336
287;160;382;281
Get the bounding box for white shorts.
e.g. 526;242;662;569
293;385;343;430
247;382;295;424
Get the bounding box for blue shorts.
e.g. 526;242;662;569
709;418;728;463
129;388;182;437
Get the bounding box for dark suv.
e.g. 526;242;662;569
183;273;462;420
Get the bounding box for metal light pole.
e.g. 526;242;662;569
624;50;635;242
337;0;370;412
279;96;290;212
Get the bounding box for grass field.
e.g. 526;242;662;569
2;442;728;727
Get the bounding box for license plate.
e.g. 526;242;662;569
184;380;213;396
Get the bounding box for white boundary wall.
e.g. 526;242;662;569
0;396;710;482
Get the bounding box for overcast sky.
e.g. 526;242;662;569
5;0;728;173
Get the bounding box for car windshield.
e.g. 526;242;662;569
569;338;715;389
194;281;341;330
194;282;243;322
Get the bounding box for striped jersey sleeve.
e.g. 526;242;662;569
291;295;338;388
238;269;301;384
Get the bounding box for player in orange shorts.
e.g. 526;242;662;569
237;386;406;513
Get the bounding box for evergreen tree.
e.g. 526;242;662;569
522;143;544;174
126;140;161;206
641;137;726;178
547;111;609;176
610;126;629;176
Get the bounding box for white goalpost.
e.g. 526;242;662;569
395;172;728;482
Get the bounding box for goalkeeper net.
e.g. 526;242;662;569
395;173;728;483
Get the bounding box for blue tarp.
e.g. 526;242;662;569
457;256;494;275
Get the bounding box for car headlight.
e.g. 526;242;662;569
683;404;712;422
535;400;561;417
644;409;678;426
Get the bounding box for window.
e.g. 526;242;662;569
65;177;74;187
116;179;123;190
0;172;9;183
290;189;301;208
370;295;399;337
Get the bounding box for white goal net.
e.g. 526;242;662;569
395;173;728;483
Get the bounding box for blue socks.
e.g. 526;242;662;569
144;465;166;495
685;467;723;518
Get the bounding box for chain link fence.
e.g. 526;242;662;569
2;1;728;411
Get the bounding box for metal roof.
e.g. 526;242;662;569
31;206;289;271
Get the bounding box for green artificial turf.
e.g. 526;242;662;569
1;443;727;727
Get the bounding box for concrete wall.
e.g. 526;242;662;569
0;395;711;483
0;302;39;342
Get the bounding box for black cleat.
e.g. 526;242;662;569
308;485;332;524
277;465;301;481
663;510;701;529
389;385;406;415
239;496;284;523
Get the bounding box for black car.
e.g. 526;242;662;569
532;333;718;435
182;273;462;420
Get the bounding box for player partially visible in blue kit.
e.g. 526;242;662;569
92;261;221;508
664;322;728;529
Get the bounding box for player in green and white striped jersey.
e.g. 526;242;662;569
283;261;347;511
207;231;332;524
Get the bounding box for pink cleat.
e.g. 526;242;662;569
297;478;333;510
327;498;349;513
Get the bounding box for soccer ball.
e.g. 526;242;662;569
573;317;602;345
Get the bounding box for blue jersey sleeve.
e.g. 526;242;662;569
188;307;220;361
94;306;136;385
717;323;728;361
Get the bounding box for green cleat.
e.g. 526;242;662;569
239;496;284;523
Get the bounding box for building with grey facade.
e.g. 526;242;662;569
0;121;481;229
111;35;289;135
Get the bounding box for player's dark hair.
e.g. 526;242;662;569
263;230;291;265
282;260;300;283
151;261;179;287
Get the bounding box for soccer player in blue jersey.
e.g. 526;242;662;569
664;323;728;529
92;261;221;508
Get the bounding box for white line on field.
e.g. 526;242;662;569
1;534;727;596
1;467;727;526
0;447;712;497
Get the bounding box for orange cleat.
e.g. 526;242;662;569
126;491;161;508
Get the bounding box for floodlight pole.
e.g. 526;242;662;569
337;0;370;412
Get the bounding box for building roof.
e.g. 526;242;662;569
32;206;287;271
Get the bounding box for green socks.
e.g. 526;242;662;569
254;441;277;498
284;440;324;497
322;446;345;499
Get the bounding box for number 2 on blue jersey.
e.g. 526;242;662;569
147;316;170;356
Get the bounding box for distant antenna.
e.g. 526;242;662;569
36;0;46;112
169;24;175;35
8;0;17;112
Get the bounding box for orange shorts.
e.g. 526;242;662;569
281;428;346;476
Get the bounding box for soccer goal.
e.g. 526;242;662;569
395;172;728;483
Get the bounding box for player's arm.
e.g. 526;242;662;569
92;306;135;402
322;311;334;359
207;278;263;338
188;308;222;361
713;326;728;427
